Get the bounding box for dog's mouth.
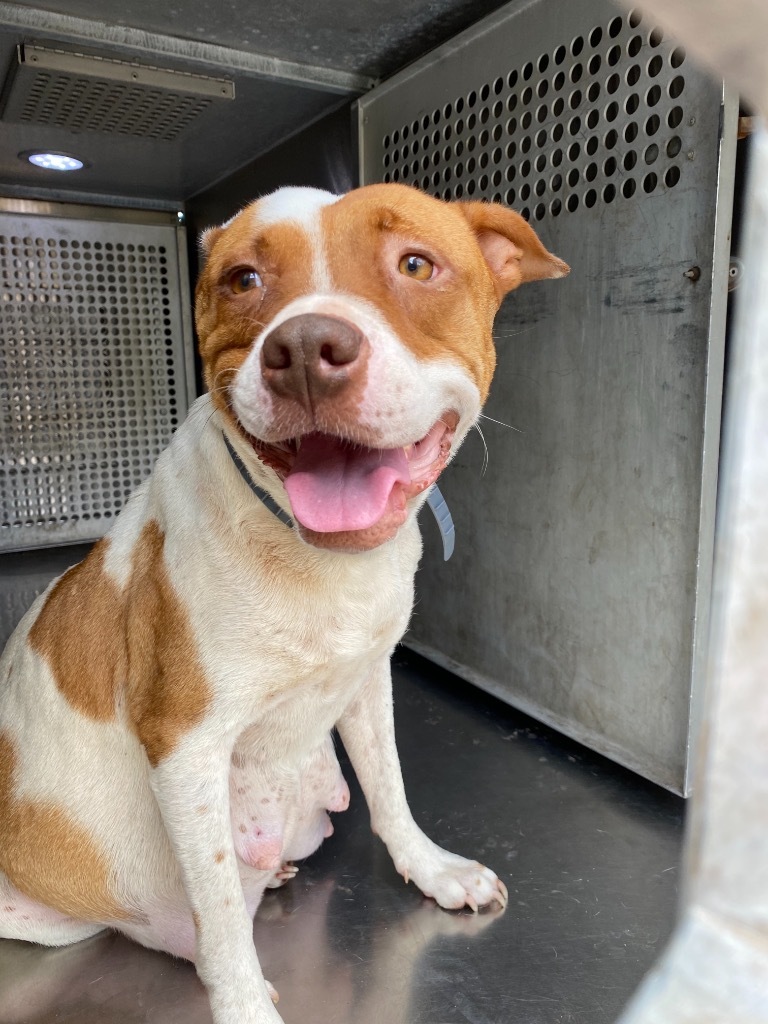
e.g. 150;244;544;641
246;414;457;549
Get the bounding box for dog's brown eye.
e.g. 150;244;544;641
398;254;434;281
229;268;262;294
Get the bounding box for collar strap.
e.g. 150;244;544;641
222;432;455;560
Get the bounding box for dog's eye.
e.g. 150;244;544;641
229;268;262;294
398;254;434;281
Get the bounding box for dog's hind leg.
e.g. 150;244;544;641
0;873;105;946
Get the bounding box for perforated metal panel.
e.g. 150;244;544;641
359;0;737;793
0;44;234;142
0;200;195;551
378;10;690;220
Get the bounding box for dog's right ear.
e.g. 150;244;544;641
198;225;224;260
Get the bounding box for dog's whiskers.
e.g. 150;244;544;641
479;413;523;434
473;423;489;477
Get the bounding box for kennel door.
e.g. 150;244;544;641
0;200;195;552
357;0;736;793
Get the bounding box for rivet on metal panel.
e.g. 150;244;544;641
684;265;701;281
728;258;744;291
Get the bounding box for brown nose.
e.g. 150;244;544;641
260;314;366;410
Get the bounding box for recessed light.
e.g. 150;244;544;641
23;151;86;172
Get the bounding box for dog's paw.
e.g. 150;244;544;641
396;844;508;912
265;862;299;889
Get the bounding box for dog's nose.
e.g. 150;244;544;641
261;314;367;408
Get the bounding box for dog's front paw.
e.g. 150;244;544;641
396;842;508;912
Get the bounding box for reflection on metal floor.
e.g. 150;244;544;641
0;649;684;1024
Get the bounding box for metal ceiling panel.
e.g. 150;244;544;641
358;0;736;793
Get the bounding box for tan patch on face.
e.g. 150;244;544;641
195;215;316;419
125;520;212;767
322;185;501;401
0;732;131;922
28;540;124;721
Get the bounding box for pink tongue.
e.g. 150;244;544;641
284;433;411;533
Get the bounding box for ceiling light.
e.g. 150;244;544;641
24;151;85;172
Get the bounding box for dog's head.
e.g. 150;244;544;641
195;184;568;552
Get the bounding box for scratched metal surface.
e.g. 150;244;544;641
0;650;683;1024
358;0;737;794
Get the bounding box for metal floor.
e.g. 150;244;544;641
0;648;684;1024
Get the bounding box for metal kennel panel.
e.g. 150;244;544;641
0;199;195;551
358;0;736;792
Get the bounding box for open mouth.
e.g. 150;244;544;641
246;414;457;545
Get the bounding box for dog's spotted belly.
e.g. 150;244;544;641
229;732;350;875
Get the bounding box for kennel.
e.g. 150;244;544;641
0;0;754;1021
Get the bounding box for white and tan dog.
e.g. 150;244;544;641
0;183;567;1024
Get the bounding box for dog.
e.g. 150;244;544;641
0;183;568;1024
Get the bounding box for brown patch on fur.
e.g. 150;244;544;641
29;540;124;721
125;521;212;767
0;732;131;922
192;910;200;929
195;218;315;417
214;850;225;864
321;184;566;402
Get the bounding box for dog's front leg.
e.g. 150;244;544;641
151;736;283;1024
338;657;508;913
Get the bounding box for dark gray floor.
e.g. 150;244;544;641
0;648;684;1024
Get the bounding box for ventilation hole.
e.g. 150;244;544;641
566;193;579;212
535;130;547;150
521;206;530;220
666;136;682;158
608;16;623;38
585;162;598;181
521;110;532;129
668;106;684;128
571;35;584;56
604;155;617;176
506;188;516;204
627;63;641;86
588;54;602;76
607;73;621;94
568;141;581;161
607;45;622;67
537;79;549;98
553;71;566;91
584;188;597;207
605;101;619;122
648;54;663;77
627;35;642;57
534;203;546;220
671;47;686;68
553;96;565;117
522;62;534;81
552;147;563;166
585;136;599;155
624;150;638;170
538;53;549;73
646;84;661;107
626;94;639;115
567;167;580;187
521;158;531;176
644;143;659;164
622;178;637;198
521;135;532;153
551;172;563;190
665;166;681;188
605;128;618;148
550;197;562;216
535;152;547;171
571;63;584;83
603;183;616;202
507;69;518;88
628;9;642;28
645;114;660;135
569;90;582;110
569;116;581;135
554;43;567;65
520;182;530;200
643;172;657;192
649;27;663;47
535;178;546;197
586;108;599;129
669;76;685;99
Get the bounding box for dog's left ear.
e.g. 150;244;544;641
458;202;570;302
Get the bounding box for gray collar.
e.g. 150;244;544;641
222;432;455;560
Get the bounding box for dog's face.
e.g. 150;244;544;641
195;184;568;552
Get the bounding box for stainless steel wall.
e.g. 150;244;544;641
358;0;736;794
